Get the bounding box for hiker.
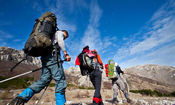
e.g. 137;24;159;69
75;46;104;105
105;60;131;104
9;29;71;105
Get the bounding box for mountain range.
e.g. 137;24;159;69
0;46;175;105
0;46;175;93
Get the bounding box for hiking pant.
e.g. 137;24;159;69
29;52;67;93
17;52;67;103
112;76;129;100
89;69;103;104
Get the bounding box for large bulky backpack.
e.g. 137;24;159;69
78;53;95;76
107;59;119;79
23;12;57;57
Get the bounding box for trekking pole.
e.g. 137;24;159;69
0;60;65;83
87;74;89;87
35;85;49;105
10;56;28;72
0;71;33;83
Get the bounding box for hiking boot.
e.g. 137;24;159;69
90;103;98;105
9;97;26;105
112;98;119;104
99;101;104;105
127;98;131;103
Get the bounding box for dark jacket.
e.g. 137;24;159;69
116;66;124;75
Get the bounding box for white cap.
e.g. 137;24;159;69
115;62;118;66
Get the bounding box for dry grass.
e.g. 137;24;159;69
0;90;13;100
74;90;90;98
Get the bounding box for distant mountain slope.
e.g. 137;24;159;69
125;64;175;86
0;47;41;66
0;61;41;81
0;46;174;93
64;64;175;93
0;47;41;80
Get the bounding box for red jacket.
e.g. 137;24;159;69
75;56;80;66
105;64;108;77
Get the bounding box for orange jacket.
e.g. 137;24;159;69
94;54;103;67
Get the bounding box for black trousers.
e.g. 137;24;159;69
89;69;102;104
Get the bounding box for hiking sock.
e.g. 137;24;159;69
55;93;66;105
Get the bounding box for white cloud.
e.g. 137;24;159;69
32;1;43;12
52;1;78;33
80;0;119;56
0;30;13;39
1;42;7;46
81;0;103;51
130;14;175;55
146;42;175;65
13;39;21;42
150;0;175;22
48;0;88;54
114;0;175;67
103;36;117;47
120;42;175;68
30;0;77;33
0;30;24;48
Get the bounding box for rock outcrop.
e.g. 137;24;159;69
0;47;41;67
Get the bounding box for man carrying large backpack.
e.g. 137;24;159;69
105;60;131;104
9;12;71;105
75;46;104;105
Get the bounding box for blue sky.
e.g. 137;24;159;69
0;0;175;69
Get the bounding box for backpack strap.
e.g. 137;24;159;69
10;55;28;72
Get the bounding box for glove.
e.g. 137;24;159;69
64;54;71;61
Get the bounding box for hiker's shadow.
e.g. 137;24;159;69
69;103;92;105
105;99;113;103
105;99;118;105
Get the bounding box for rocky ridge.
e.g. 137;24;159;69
0;47;41;67
125;64;175;86
64;65;175;93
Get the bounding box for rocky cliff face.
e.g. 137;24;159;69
0;47;41;67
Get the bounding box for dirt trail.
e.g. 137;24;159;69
1;87;175;105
